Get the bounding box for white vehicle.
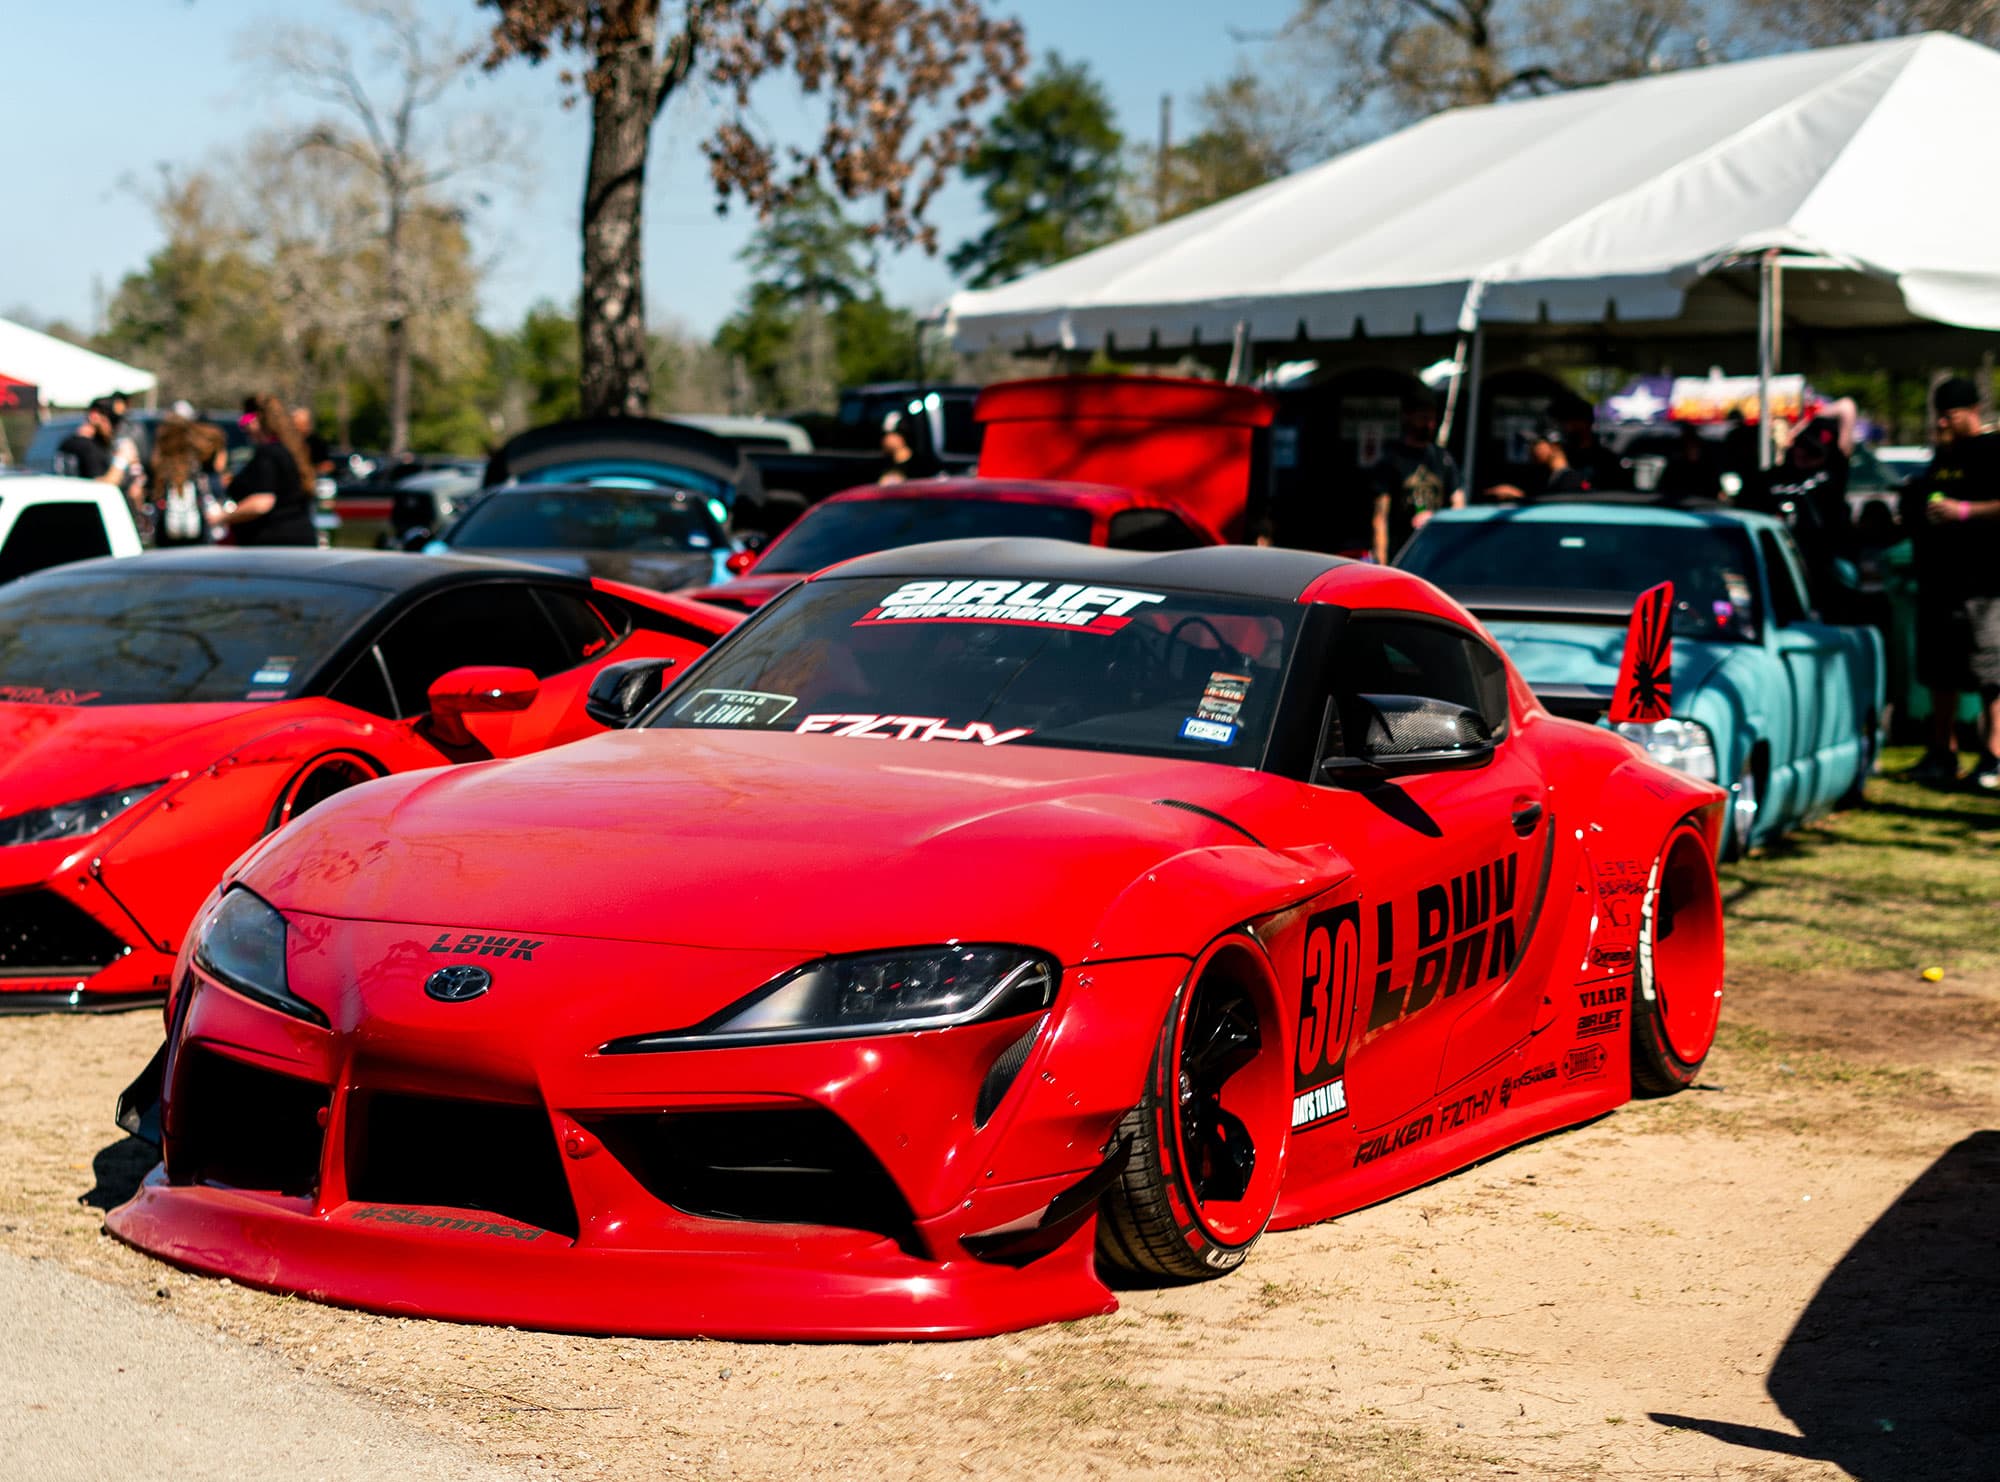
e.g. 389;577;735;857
663;414;814;452
0;473;143;584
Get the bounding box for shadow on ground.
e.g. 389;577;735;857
1654;1129;2000;1479
81;1136;157;1213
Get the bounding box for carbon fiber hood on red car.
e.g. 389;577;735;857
0;701;268;812
240;727;1292;959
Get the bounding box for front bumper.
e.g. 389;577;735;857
0;841;171;1012
107;921;1187;1339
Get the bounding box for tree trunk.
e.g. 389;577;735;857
580;29;660;419
385;193;412;456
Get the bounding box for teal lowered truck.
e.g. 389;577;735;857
1399;497;1883;859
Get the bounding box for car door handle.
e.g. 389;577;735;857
1510;800;1544;836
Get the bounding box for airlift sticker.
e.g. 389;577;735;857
853;579;1167;634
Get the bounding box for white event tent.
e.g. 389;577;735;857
0;315;157;409
948;33;2000;462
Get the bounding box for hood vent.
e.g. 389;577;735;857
1152;798;1264;848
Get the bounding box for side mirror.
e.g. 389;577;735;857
427;664;540;748
399;526;433;552
1322;694;1495;780
584;657;678;729
724;547;759;577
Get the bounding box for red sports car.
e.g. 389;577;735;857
0;548;734;1011
110;542;1725;1340
690;477;1220;611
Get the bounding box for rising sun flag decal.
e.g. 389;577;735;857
1610;581;1674;725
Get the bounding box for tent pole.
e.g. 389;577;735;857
1460;320;1487;495
1757;248;1782;470
1226;320;1250;384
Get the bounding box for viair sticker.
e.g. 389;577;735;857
853;579;1166;635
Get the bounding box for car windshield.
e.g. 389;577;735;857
650;574;1302;764
758;498;1094;574
1399;518;1761;641
447;488;724;553
0;571;380;706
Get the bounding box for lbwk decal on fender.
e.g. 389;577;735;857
1367;852;1522;1033
853;579;1166;634
1293;903;1360;1128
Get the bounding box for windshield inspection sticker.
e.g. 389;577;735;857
1180;716;1238;746
854;579;1166;635
679;689;797;726
1199;670;1251;724
796;714;1033;745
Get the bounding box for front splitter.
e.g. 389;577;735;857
105;1170;1118;1342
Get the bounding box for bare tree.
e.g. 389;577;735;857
1737;0;2000;47
256;0;511;454
481;1;1025;419
1287;0;1716;136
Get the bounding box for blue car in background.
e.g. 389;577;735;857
1400;497;1883;860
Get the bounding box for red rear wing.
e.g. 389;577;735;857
974;376;1275;542
1610;582;1674;725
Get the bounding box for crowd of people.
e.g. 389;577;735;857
54;393;323;547
1357;380;2000;790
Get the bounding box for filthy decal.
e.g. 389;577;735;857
794;714;1032;745
853;579;1166;635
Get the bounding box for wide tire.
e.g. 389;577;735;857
1098;949;1287;1282
264;751;383;835
1631;821;1725;1096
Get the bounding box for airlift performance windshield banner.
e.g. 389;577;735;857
853;579;1168;635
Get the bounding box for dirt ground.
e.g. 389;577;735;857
3;769;1995;1481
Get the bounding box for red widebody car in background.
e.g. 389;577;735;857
0;548;735;1011
112;541;1726;1340
692;478;1221;611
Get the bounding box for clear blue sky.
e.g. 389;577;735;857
1;0;1299;337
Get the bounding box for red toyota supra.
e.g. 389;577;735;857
110;542;1725;1339
0;549;734;1011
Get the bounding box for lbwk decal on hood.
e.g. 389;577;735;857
853;579;1167;635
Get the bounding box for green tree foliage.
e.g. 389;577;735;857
948;53;1127;289
716;185;915;411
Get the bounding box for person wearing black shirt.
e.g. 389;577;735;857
1370;392;1463;563
1485;425;1590;501
1902;377;2000;788
1556;399;1625;489
55;398;128;484
1741;425;1852;604
1656;422;1723;499
293;405;334;478
215;395;318;547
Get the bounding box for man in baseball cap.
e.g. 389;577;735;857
1901;376;2000;788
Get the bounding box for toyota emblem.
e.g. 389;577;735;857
425;964;492;1002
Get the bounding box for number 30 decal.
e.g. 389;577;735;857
1293;902;1359;1128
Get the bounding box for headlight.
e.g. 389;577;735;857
603;944;1058;1052
1613;718;1718;781
0;781;165;848
191;888;326;1027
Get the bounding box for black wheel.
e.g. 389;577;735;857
1098;947;1287;1282
1631;822;1725;1097
1720;753;1760;863
265;752;383;835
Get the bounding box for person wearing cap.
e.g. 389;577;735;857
1484;423;1591;501
1900;376;2000;788
54;398;129;485
1369;391;1464;564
